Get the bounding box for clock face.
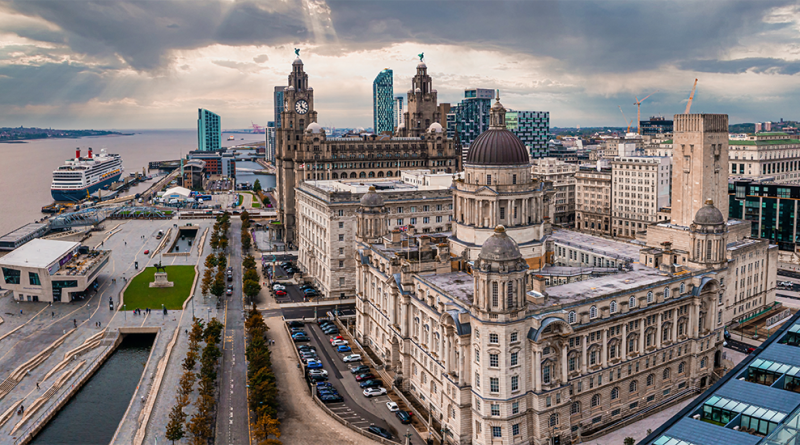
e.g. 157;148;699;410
295;99;309;115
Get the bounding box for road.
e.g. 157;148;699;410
281;303;356;320
215;219;250;445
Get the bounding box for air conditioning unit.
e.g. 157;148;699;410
693;414;700;420
734;426;740;431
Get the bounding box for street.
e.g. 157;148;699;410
215;219;250;445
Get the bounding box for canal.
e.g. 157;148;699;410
29;333;156;445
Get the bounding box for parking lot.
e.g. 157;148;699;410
290;321;423;444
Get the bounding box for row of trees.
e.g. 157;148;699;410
166;317;225;444
201;213;232;302
245;309;281;444
240;211;262;304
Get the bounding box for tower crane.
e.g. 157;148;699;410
619;106;634;133
685;79;698;114
633;91;659;134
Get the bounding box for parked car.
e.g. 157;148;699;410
226;287;233;296
322;328;339;335
386;401;399;412
306;360;323;369
275;290;287;297
300;284;315;290
143;250;149;255
317;319;332;326
307;369;328;378
363;387;387;398
359;380;382;388
336;345;352;353
292;334;309;342
297;345;316;352
355;373;375;382
273;284;286;291
315;382;333;388
291;331;307;338
396;410;412;424
291;327;305;334
304;290;320;297
332;339;349;346
350;365;369;374
320;394;343;403
329;336;344;343
288;321;304;328
367;426;392;440
309;374;328;382
343;354;361;363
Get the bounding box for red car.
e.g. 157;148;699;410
329;336;344;343
275;290;287;296
144;250;150;255
355;373;375;382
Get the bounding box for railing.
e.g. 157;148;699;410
13;343;115;444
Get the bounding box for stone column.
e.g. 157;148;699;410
581;335;588;374
693;301;701;337
622;323;628;361
534;349;542;392
561;345;568;383
602;329;608;367
672;318;678;343
639;318;645;353
656;313;662;348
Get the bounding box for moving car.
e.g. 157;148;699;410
342;354;361;363
386;402;399;412
350;365;369;374
336;345;351;353
396;410;412;424
363;387;387;398
359;379;382;388
367;425;392;440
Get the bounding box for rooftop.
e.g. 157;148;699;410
543;265;670;308
0;223;49;244
550;229;641;262
0;239;79;268
419;272;474;305
537;266;620;277
729;139;800;146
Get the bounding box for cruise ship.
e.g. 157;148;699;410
51;148;124;202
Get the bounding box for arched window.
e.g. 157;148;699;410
664;287;670;298
611;387;619;400
663;368;671;380
646;374;654;386
629;380;638;392
629;297;636;308
331;172;339;179
680;283;686;293
386;170;393;177
590;306;598;319
368;171;375;178
678;362;686;374
647;291;653;303
568;311;577;324
350;172;357;178
591;394;600;407
359;172;367;178
549;413;559;427
610;301;618;314
571;401;581;415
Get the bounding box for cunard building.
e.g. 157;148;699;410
354;112;775;444
274;56;459;243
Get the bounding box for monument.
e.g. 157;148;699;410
149;262;174;288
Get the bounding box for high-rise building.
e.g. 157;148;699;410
531;158;578;226
394;95;404;129
373;69;394;134
507;110;550;159
575;163;613;236
447;88;494;164
639;116;673;136
265;121;276;164
273;86;285;129
728;132;800;182
612;156;671;238
197;108;221;152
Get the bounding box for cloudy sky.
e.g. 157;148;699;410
0;0;798;130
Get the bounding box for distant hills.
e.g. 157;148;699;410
0;127;127;142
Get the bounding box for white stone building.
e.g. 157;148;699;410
531;158;578;226
611;156;671;238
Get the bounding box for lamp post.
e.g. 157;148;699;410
191;294;195;318
123;304;126;321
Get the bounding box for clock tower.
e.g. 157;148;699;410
276;54;318;244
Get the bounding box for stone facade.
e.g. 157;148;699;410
531;158;577;227
611;156;672;239
728;132;800;183
296;178;452;299
574;166;612;236
275;57;459;243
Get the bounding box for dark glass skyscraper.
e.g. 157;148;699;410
197;108;221;152
373;69;394;134
273;86;285;129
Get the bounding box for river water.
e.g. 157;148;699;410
0;130;269;235
29;333;156;445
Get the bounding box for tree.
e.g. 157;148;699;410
243;255;256;270
201;268;213;297
165;404;186;444
210;232;220;251
243;279;261;301
217;252;227;269
178;370;196;397
187;409;212;445
624;438;636;445
204;254;217;269
242;232;252;251
241;209;250;223
253;179;262;193
243;268;259;283
183;349;198;371
211;270;225;300
251;412;282;445
218;236;228;251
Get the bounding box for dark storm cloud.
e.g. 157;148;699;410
0;62;112;106
679;58;800;75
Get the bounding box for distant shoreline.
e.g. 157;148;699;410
0;133;135;144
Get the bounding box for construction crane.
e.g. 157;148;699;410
251;121;265;134
634;90;659;134
619;106;634;133
685;78;698;114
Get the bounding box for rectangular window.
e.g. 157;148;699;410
410;217;417;224
511;375;519;391
475;372;480;388
492;426;501;438
28;272;41;286
500;207;505;219
338;210;344;216
436;216;442;223
397;207;403;213
487;175;492;185
630;402;639;409
397;219;404;225
512;423;520;436
492;282;498;307
423;217;430;224
490;377;499;393
338;234;344;242
338;260;344;268
339;277;345;286
491;404;500;416
546;396;551;407
511;352;518;366
512;401;519;414
512;174;517;185
663;389;671;396
490;354;499;367
339;248;344;255
2;268;20;285
612;408;620;416
489;333;499;343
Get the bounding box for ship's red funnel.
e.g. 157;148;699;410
76;148;80;159
88;147;93;159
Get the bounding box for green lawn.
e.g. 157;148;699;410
123;265;196;310
251;202;261;208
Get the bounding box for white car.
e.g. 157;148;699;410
386;402;399;412
332;339;349;346
343;354;362;363
363;387;387;398
272;284;286;291
308;369;328;377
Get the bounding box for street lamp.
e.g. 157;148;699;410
123;304;126;321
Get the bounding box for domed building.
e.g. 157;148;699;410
451;94;553;265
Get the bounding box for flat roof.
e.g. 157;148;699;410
0;239;79;268
543;265;669;307
418;272;474;305
0;223;49;243
550;229;641;262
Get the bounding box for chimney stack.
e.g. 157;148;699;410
88;147;93;159
75;148;80;160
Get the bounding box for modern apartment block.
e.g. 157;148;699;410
197;108;221;152
575;164;613;236
729;132;800;183
273;86;284;129
265;121;276;163
611;156;671;238
447;88;495;164
507;110;550;159
639;116;673;136
531;158;578;226
373;68;394;134
394;95;404;129
729;178;800;251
